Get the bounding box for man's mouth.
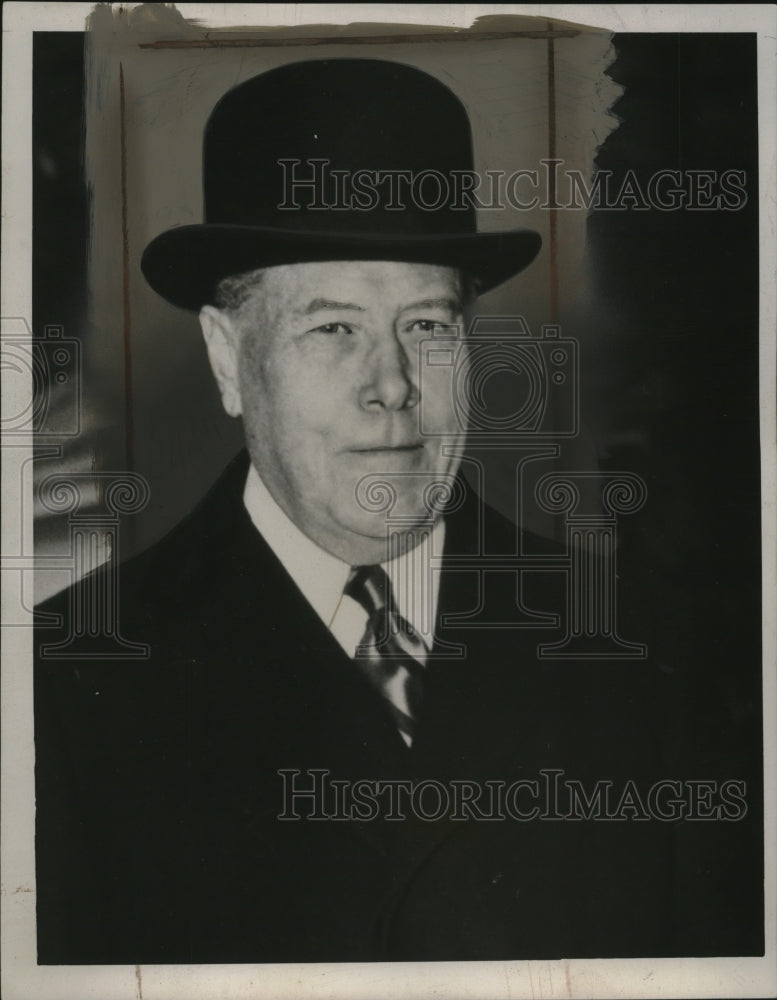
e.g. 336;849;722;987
349;444;424;453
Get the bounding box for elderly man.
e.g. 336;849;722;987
197;258;473;743
34;58;670;964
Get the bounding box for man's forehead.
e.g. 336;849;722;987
237;260;465;311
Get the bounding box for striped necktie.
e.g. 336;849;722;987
344;565;428;745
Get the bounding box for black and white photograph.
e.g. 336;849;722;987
2;3;775;998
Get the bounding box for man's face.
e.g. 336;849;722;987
201;260;470;565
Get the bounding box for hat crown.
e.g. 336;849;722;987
140;57;542;311
203;59;476;235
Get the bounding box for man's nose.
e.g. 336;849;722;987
358;335;419;412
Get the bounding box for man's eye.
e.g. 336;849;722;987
408;319;457;335
409;319;448;333
313;322;352;335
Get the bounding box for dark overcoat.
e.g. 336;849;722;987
35;451;681;964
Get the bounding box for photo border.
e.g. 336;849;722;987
2;4;775;998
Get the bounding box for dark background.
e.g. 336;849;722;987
33;31;764;955
584;34;763;952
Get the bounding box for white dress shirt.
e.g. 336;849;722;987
242;464;444;659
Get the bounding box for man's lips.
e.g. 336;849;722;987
347;444;424;453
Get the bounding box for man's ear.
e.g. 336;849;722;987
199;306;242;417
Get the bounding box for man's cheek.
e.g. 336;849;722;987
423;375;461;435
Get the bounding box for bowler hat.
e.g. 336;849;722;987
141;59;541;310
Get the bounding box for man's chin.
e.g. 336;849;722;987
350;471;456;518
334;498;442;554
325;521;431;566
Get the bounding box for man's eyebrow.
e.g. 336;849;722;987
399;297;463;314
302;298;366;315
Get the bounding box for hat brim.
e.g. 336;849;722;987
140;224;542;311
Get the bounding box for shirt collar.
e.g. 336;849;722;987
242;463;444;640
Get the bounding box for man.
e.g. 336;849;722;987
35;58;672;964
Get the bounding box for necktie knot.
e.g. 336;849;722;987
344;564;392;618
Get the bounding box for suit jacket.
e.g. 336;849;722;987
35;451;677;964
